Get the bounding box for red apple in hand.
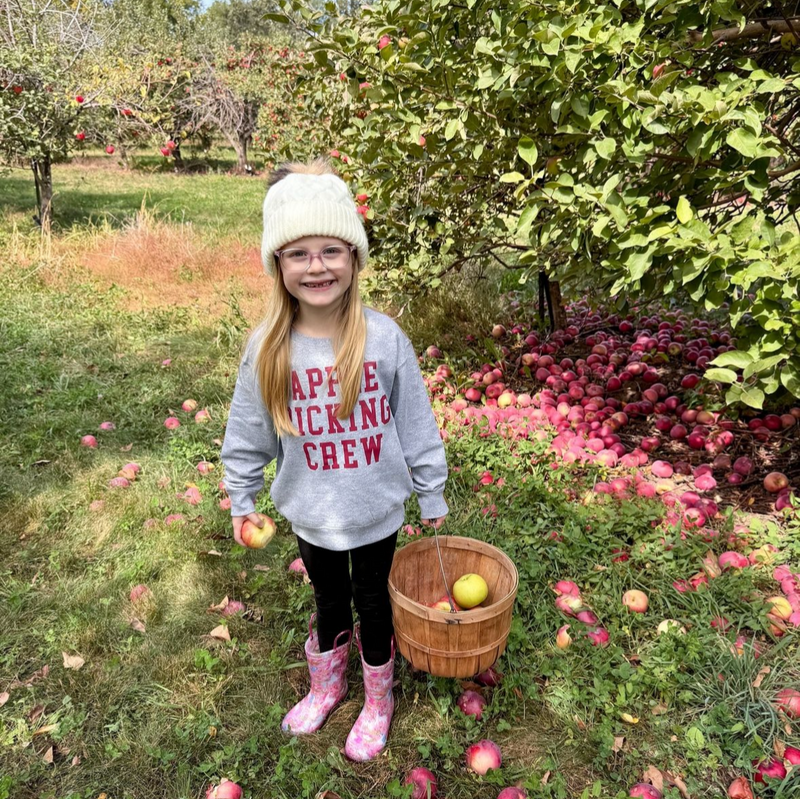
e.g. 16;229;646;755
240;513;276;548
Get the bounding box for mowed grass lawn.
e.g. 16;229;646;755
1;157;799;799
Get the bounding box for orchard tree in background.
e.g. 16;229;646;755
274;0;800;408
0;0;105;227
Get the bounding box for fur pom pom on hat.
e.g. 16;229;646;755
261;162;369;276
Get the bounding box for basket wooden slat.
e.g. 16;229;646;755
388;535;519;678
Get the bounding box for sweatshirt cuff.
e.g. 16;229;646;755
417;492;449;520
227;488;259;518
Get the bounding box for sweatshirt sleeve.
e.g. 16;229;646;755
220;346;279;517
389;335;449;520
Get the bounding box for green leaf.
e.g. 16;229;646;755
500;172;525;183
726;128;758;158
626;248;653;281
710;351;753;369
704;368;737;383
676;196;693;224
444;118;460;141
740;386;765;409
781;360;800;397
595;138;617;160
517;137;538;166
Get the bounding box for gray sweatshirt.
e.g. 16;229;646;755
220;307;449;551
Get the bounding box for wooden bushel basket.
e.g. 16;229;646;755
388;535;519;678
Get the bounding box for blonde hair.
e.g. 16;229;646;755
254;156;367;437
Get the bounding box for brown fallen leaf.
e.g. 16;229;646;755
209;625;231;641
208;596;231;613
120;443;133;452
651;703;669;715
8;663;50;690
130;618;146;634
33;724;58;736
612;736;625;753
773;739;786;758
28;704;45;722
459;681;485;693
513;687;523;700
70;754;81;766
157;476;171;488
62;652;85;670
643;766;664;793
540;771;551;785
752;665;771;689
254;564;271;572
668;773;690;799
0;692;9;707
43;745;54;764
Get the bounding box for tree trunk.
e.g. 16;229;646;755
237;132;250;173
31;156;53;229
549;280;567;330
172;142;185;170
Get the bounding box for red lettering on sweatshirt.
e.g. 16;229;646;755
360;434;382;465
291;371;306;401
306;368;324;399
342;439;358;468
326;403;345;434
324;366;339;398
380;394;391;424
364;361;378;392
320;441;339;470
359;397;377;430
303;442;318;470
306;405;323;436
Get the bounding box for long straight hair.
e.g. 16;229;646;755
253;158;367;437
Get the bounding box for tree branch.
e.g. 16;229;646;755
688;17;800;44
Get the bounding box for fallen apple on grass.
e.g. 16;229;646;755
465;739;502;775
205;780;242;799
404;766;437;799
727;777;754;799
457;689;486;720
497;789;527;799
629;784;662;799
622;590;649;613
240;514;276;549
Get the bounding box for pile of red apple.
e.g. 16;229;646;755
423;297;799;520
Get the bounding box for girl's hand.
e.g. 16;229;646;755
232;513;264;547
421;516;446;530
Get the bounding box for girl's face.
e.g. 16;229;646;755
277;235;355;314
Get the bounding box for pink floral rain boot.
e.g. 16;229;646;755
281;613;352;735
344;625;396;761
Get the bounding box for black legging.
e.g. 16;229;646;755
296;530;398;666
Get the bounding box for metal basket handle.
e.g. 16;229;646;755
432;520;458;613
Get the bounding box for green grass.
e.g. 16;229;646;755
1;147;266;244
1;163;800;799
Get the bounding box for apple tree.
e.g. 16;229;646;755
0;0;106;227
272;0;800;407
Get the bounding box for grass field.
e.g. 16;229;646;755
2;157;799;799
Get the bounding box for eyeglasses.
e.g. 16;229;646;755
276;245;356;273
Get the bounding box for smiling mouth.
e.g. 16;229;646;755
302;280;335;288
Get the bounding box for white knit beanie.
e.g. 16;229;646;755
261;172;369;276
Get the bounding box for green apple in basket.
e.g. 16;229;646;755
452;573;489;609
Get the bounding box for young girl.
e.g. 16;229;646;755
220;156;448;761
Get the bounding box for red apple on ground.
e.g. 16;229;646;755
622;590;649;613
206;780;242;799
457;690;487;719
404;767;437;799
105;144;115;154
727;778;754;799
465;739;502;775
